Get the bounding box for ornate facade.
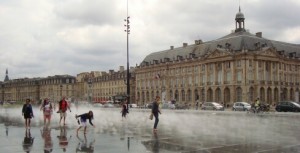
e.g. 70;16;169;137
0;75;76;103
90;66;136;103
135;8;300;107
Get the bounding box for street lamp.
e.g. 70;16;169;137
60;84;63;98
124;0;130;112
88;78;92;103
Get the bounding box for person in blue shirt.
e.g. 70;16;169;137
76;111;95;135
22;99;34;129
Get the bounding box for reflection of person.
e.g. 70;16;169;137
40;98;53;126
152;96;161;133
22;99;34;129
23;129;34;153
76;134;95;153
41;126;53;153
57;126;72;152
121;100;128;120
76;111;95;135
152;132;160;153
58;97;71;125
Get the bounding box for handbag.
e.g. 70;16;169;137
149;113;153;120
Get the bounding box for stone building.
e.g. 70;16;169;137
135;8;300;107
91;66;135;103
0;74;76;103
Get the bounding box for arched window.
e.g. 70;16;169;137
236;87;242;102
181;90;185;101
215;88;221;102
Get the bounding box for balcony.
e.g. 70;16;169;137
260;81;265;85
224;81;229;84
215;82;219;85
274;81;278;85
249;80;254;84
237;81;242;84
207;82;212;85
267;81;272;85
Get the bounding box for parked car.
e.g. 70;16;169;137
275;101;300;112
93;103;103;107
162;102;176;109
145;103;153;109
202;102;224;111
232;102;251;111
129;104;138;108
175;103;189;110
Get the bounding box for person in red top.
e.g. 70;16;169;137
58;97;71;125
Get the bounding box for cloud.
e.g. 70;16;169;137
0;0;299;81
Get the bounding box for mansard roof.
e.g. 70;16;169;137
140;8;300;66
141;31;300;66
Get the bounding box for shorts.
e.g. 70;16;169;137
80;119;87;127
24;114;32;119
60;111;67;118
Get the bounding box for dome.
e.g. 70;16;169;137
235;11;244;19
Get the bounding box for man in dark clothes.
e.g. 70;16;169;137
152;96;161;133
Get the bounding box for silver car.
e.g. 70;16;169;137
232;102;251;111
202;102;224;111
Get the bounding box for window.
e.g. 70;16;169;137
237;71;242;81
226;61;231;68
226;71;231;82
236;60;241;67
202;65;205;71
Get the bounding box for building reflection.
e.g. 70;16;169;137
76;134;95;153
142;132;160;153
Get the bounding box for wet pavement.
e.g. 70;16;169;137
1;107;300;153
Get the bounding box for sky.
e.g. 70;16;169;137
0;0;300;81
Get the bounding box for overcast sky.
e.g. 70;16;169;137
1;0;300;81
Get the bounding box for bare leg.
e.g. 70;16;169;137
25;119;27;129
77;126;82;135
28;119;31;129
63;117;66;125
84;127;87;134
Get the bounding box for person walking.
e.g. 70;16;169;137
152;96;161;133
121;100;128;120
22;99;34;129
58;97;71;125
40;98;53;126
255;98;260;113
76;111;95;135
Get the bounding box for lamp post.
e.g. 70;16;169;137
60;84;63;99
88;78;92;103
124;0;130;112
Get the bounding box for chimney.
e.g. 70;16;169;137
256;32;262;38
195;40;203;45
170;46;174;50
183;43;188;47
119;66;124;72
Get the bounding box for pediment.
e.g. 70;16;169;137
203;49;232;59
258;48;281;58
